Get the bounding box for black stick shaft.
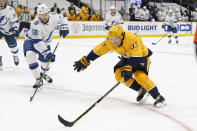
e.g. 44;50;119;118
58;82;120;126
153;32;169;45
30;38;62;102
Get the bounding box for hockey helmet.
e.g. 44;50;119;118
37;4;49;15
110;5;116;10
108;25;124;39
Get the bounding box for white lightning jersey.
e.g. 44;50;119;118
141;10;149;21
26;12;68;53
157;11;166;21
164;14;178;27
104;12;123;27
135;8;142;20
175;12;182;21
0;5;19;35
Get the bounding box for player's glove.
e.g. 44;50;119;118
73;56;90;72
105;26;110;30
59;24;69;38
45;52;56;62
120;65;133;82
9;27;19;37
162;24;164;28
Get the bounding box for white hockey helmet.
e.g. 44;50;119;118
110;5;116;10
37;4;49;15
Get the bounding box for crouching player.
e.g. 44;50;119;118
23;4;69;88
73;25;166;107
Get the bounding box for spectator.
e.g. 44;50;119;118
182;13;189;21
34;2;41;16
185;6;191;21
118;6;125;17
67;10;76;21
90;12;101;21
16;4;23;18
51;2;61;14
123;12;130;21
19;7;31;34
68;2;76;15
192;8;197;21
63;11;67;18
135;5;142;21
76;13;85;21
175;8;182;21
129;4;135;21
157;8;166;21
153;5;159;21
141;6;150;21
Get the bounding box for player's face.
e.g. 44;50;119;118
0;0;5;8
110;36;122;47
39;13;49;24
169;12;172;16
110;9;116;15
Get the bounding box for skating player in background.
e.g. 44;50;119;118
162;9;179;44
23;4;69;88
104;5;123;30
73;25;166;107
0;0;19;69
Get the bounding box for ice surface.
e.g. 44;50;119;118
0;36;197;131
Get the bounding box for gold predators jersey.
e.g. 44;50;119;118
93;31;149;59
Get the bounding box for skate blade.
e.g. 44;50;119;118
154;101;167;108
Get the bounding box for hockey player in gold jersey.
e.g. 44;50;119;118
73;25;166;107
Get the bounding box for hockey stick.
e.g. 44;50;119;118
152;32;169;45
58;81;121;127
30;37;62;102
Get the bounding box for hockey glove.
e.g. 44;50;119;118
105;26;110;30
120;65;133;82
9;27;19;37
46;52;56;62
73;56;90;72
59;24;69;38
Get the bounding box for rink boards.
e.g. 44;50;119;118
18;21;196;39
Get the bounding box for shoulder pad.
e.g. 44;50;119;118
33;21;39;25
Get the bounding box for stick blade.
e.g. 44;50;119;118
152;43;157;45
58;115;74;127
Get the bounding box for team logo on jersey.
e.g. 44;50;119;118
0;16;8;26
71;22;81;33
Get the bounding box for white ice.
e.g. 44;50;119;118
0;36;197;131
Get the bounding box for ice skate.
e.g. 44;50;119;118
137;87;149;103
168;40;171;44
154;95;166;107
13;56;19;66
0;56;2;70
176;40;179;44
33;78;43;88
40;72;53;83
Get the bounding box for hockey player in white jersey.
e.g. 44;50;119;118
0;0;19;69
162;9;179;44
104;5;123;30
23;4;69;88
